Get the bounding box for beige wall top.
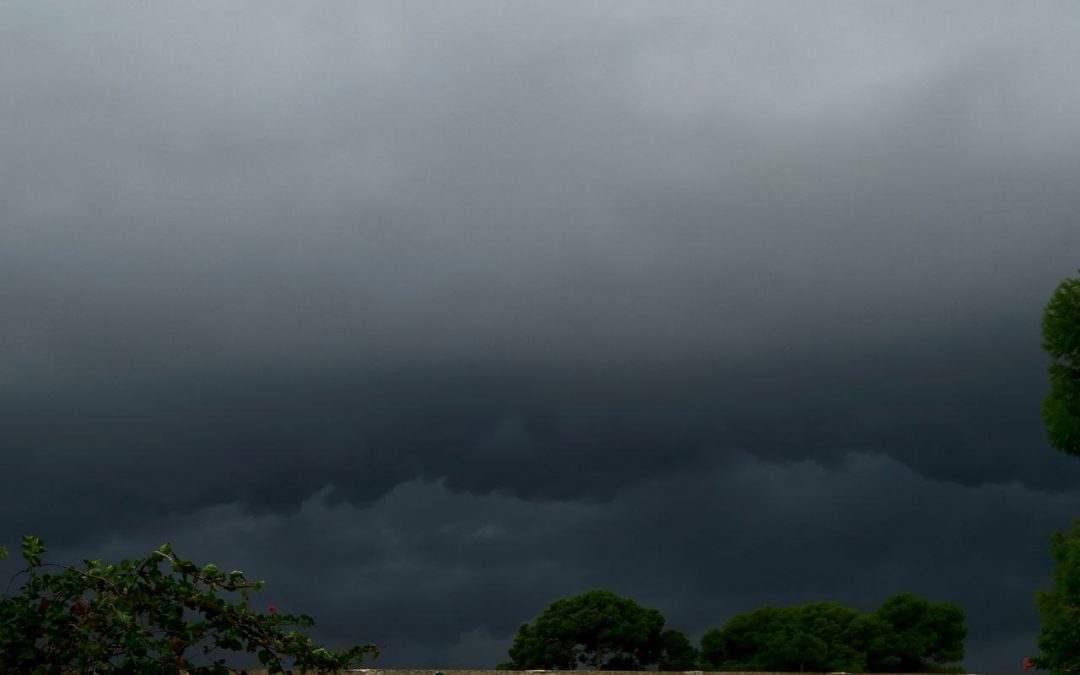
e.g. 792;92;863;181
223;670;970;675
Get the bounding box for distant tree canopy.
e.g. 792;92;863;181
699;594;965;673
657;627;698;671
1042;272;1080;456
499;590;963;672
497;590;695;670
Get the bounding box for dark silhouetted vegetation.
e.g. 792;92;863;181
497;590;691;670
0;536;376;673
699;594;964;673
500;590;963;672
1042;272;1080;457
1035;272;1080;675
1033;519;1080;674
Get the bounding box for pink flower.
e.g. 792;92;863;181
268;604;277;614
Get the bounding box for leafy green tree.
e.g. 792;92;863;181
657;628;698;670
757;607;829;672
699;596;963;673
1033;519;1080;674
799;601;867;671
868;593;965;672
846;613;897;671
502;621;575;671
1033;273;1080;674
500;590;667;670
0;536;376;674
1042;272;1080;456
700;603;864;672
699;605;783;671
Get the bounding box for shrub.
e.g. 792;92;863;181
0;535;376;674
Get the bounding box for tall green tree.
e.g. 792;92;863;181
1033;520;1080;674
1042;272;1080;456
499;590;667;670
1035;273;1080;674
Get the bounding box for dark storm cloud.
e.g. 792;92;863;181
2;2;1080;674
11;452;1071;672
2;322;1074;531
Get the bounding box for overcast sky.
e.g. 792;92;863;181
2;2;1080;673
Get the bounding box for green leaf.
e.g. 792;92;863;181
20;534;45;566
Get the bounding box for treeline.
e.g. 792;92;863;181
498;590;965;672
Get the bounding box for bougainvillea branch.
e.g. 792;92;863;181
0;536;377;674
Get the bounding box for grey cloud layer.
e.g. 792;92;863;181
2;1;1078;378
2;338;1074;529
2;3;1079;674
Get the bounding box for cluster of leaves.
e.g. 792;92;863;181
699;594;965;673
1042;273;1080;457
497;590;696;670
0;536;377;674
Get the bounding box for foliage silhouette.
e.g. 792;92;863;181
0;536;376;674
499;590;670;670
699;595;964;673
1042;272;1080;456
